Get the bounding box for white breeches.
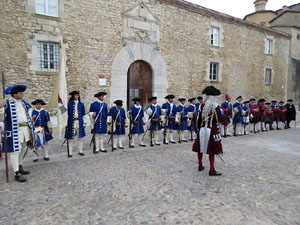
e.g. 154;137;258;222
95;134;105;151
130;134;145;146
113;135;124;148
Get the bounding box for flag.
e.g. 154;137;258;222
48;40;68;139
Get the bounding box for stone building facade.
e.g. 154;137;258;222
0;0;292;111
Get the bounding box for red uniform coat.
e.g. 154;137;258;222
192;105;228;155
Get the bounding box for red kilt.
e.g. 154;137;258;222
192;105;228;155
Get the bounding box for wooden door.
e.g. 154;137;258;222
127;60;152;109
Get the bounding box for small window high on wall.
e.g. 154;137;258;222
210;26;220;46
38;42;59;72
209;62;219;81
36;0;58;17
265;68;272;84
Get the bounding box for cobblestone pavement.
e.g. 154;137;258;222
0;126;299;225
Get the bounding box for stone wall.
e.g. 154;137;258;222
0;0;291;112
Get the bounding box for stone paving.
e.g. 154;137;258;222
0;125;300;225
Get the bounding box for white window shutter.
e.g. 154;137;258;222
36;0;46;14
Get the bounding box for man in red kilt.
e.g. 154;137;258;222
192;86;228;176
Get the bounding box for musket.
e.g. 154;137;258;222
67;139;70;157
128;112;133;147
163;115;168;144
2;72;9;182
111;120;114;152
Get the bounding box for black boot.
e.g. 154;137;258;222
198;165;205;171
15;171;27;182
78;153;85;156
209;170;222;176
19;165;30;175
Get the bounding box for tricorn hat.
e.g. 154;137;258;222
5;84;27;95
188;97;196;103
69;90;80;96
165;95;175;99
243;100;250;104
236;96;243;100
132;97;141;102
197;96;203;100
114;100;123;106
271;100;277;103
258;98;265;103
148;96;157;102
250;98;256;101
287;99;293;102
31;99;46;105
279;101;284;104
265;102;271;105
94;92;107;98
178;98;186;102
202;86;221;96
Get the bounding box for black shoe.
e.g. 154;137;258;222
170;141;176;144
94;151;99;154
78;153;85;156
33;159;38;162
139;144;146;147
43;157;50;161
209;170;222;176
277;128;282;130
113;147;117;151
68;155;73;158
119;147;124;149
198;165;205;171
100;150;108;153
164;142;169;145
19;165;30;175
155;143;160;146
182;140;189;142
15;171;27;183
129;145;135;148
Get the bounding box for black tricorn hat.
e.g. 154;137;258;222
114;100;123;106
287;99;293;102
279;101;284;104
197;96;203;100
243;100;250;104
178;98;186;102
250;98;256;101
236;96;243;100
5;84;27;95
94;92;107;98
31;99;46;105
258;98;265;103
265;102;271;105
271;100;277;103
69;90;80;96
202;86;221;96
165;95;175;99
148;96;157;101
188;97;196;103
132;97;141;102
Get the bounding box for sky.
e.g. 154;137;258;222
185;0;300;19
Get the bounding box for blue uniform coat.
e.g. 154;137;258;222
32;109;53;142
147;104;162;131
186;104;197;132
65;101;86;139
162;102;177;130
108;106;126;135
130;105;145;134
89;101;108;134
3;99;34;153
176;104;188;130
233;102;243;124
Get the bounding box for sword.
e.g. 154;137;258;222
61;139;67;147
217;154;227;166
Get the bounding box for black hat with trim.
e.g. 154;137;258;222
178;98;186;102
148;96;157;102
132;97;141;102
188;97;196;103
202;86;221;96
165;95;175;99
69;90;80;96
197;96;203;100
31;99;46;105
94;92;107;98
114;100;123;106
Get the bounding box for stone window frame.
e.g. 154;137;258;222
208;21;224;48
207;58;222;82
26;0;68;19
265;36;274;55
264;67;273;85
27;34;68;75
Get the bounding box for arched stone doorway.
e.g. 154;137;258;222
110;42;167;109
127;60;153;109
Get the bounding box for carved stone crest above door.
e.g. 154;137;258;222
122;2;160;49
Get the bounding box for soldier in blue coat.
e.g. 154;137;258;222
89;92;108;153
31;99;53;162
187;97;197;140
128;97;146;147
146;97;162;146
108;100;126;150
242;100;250;135
233;96;244;136
1;85;34;182
195;96;204;131
161;95;177;144
176;98;189;142
65;91;87;157
221;94;233;137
